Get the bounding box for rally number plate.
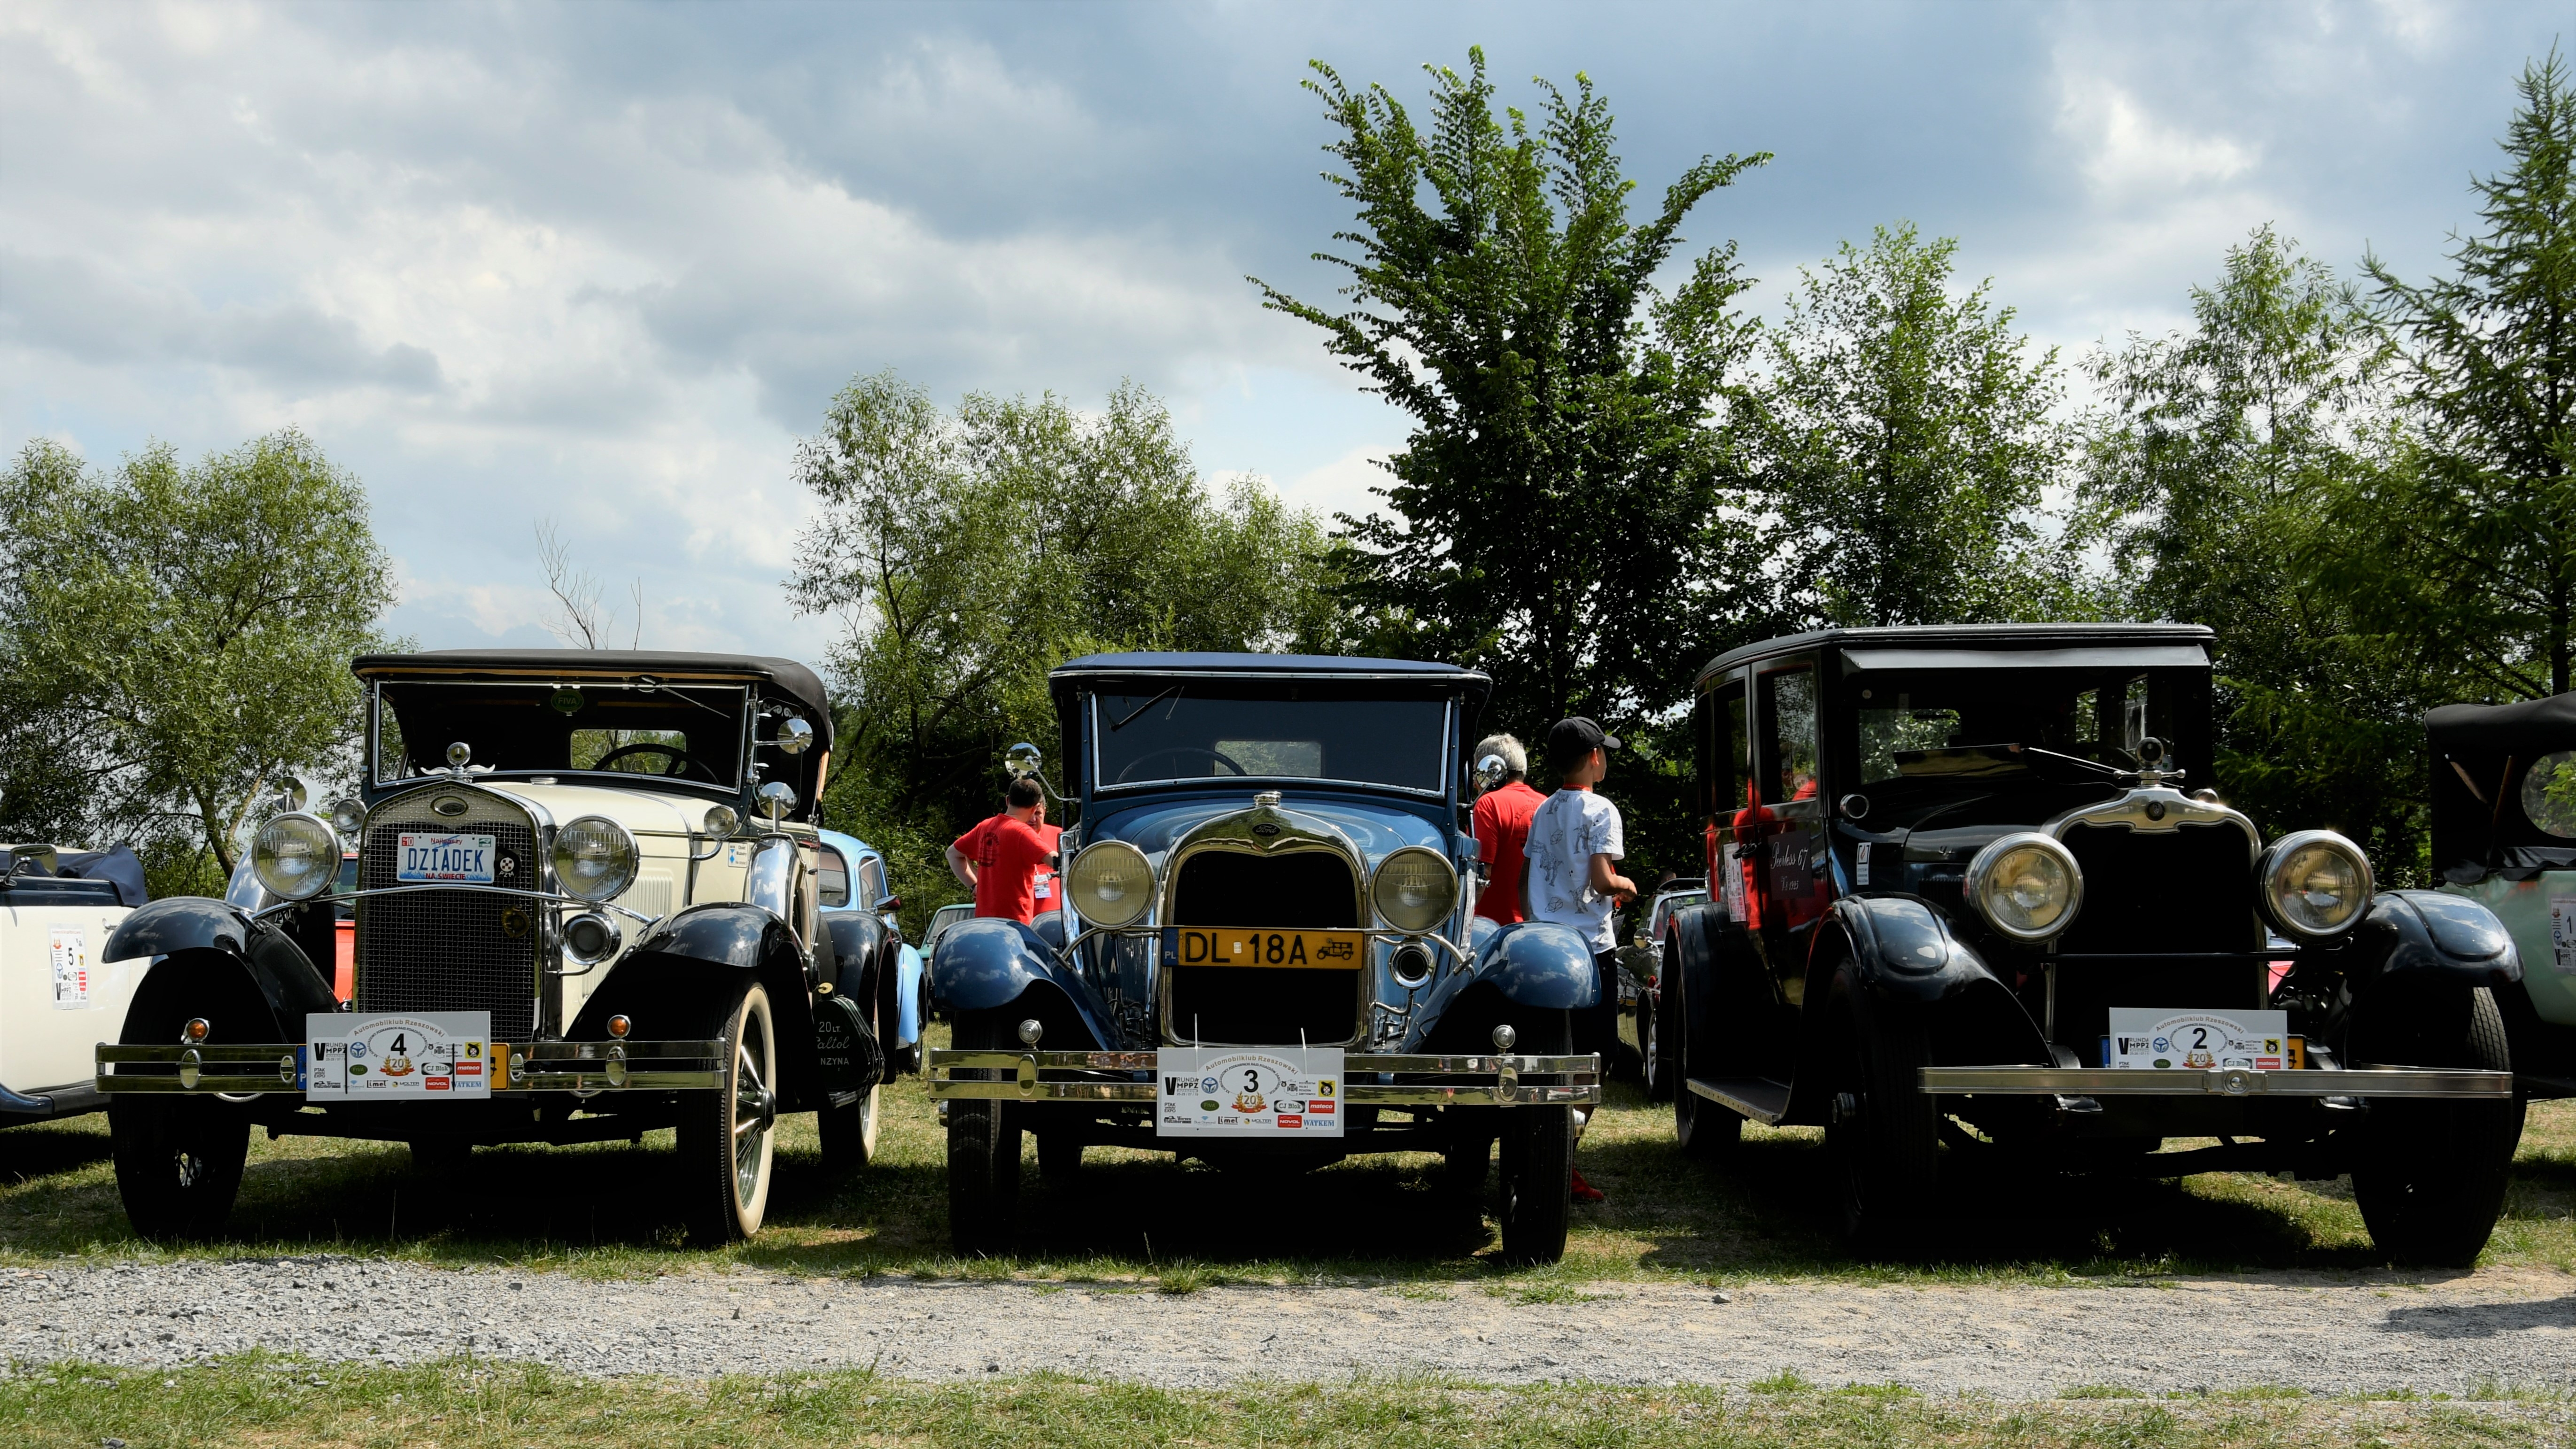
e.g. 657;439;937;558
1172;928;1364;969
306;1012;493;1099
2104;1008;2301;1072
1158;1047;1342;1137
395;832;496;884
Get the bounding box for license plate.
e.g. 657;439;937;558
1172;928;1364;969
1157;1047;1343;1137
396;832;496;884
305;1012;492;1099
2105;1008;2298;1071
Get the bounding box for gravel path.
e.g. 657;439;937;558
4;1259;2572;1399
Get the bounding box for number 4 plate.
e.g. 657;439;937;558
307;1012;492;1099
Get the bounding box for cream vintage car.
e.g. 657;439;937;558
94;650;898;1244
1;842;150;1126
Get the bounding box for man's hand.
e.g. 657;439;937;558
945;843;978;891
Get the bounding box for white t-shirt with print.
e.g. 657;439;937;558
1522;788;1625;951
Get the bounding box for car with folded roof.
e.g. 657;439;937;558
1;842;150;1128
2426;690;2576;1101
94;650;898;1243
926;652;1604;1264
1664;624;2524;1265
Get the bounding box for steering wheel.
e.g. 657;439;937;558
1114;745;1249;784
590;741;722;784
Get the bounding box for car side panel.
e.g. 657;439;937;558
1;898;142;1096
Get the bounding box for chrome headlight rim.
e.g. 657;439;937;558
251;811;343;903
1066;839;1154;928
551;815;641;904
1964;831;2084;943
561;910;624;966
1369;845;1460;934
2257;829;2374;940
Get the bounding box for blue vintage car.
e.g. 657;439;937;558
815;828;929;1077
926;652;1604;1263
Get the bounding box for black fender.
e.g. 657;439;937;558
570;902;829;1109
1785;897;2045;1126
104;897;336;1043
929;916;1118;1049
2339;890;2522;993
821;912;890;1015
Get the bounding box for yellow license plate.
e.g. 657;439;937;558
1173;928;1364;969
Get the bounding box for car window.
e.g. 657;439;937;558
1848;669;2156;787
1093;687;1449;793
2525;750;2576;838
817;848;851;908
1763;668;1820;811
570;728;689;774
858;856;888;907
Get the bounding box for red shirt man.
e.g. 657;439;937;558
1469;734;1547;925
947;777;1055;923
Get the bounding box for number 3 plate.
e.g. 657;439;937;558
307;1012;493;1099
1156;1047;1342;1137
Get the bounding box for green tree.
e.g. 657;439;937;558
2344;52;2576;700
788;372;1338;929
2080;227;2433;874
1755;223;2085;629
1253;48;1769;733
0;431;398;888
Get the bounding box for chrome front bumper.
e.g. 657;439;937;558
927;1049;1601;1107
96;1039;724;1095
1919;1065;2514;1100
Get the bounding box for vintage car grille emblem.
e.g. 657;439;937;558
357;804;540;1041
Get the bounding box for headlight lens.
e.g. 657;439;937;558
1371;845;1459;933
2258;830;2373;938
327;796;366;837
1966;832;2083;941
1066;840;1153;927
552;816;640;903
252;813;342;902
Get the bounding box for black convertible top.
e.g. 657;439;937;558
352;650;833;748
2426;691;2576;880
2426;692;2576;754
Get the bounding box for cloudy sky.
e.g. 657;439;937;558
3;1;2565;664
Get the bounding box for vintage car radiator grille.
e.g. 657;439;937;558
2056;821;2258;956
356;798;540;1041
1168;847;1363;1046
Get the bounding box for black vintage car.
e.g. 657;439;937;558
1660;624;2525;1264
95;651;902;1244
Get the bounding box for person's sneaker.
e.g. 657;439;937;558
1570;1168;1606;1203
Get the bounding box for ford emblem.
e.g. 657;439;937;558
432;795;468;817
1252;822;1280;837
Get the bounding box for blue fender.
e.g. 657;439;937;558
1825;895;2006;1008
930;915;1117;1048
2343;890;2521;992
893;943;925;1049
1472;919;1603;1011
104;897;336;1037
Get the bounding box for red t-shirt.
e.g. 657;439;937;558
1472;780;1547;924
953;815;1055;923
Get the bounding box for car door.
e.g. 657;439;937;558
1750;660;1830;1004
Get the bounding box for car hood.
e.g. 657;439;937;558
1080;790;1449;870
375;779;732;842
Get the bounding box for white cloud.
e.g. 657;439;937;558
2057;73;2258;203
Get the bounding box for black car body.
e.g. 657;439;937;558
926;652;1604;1263
1660;624;2523;1264
94;651;901;1244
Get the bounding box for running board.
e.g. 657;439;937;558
1685;1076;1791;1125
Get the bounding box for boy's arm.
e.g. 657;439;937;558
1588;852;1637;904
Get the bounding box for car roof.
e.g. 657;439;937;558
1696;623;2215;686
2425;691;2576;755
1054;651;1487;685
351;649;833;747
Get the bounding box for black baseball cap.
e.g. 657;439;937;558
1546;717;1621;773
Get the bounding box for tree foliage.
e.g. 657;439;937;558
1254;48;1769;734
0;431;397;890
789;372;1338;929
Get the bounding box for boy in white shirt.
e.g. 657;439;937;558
1522;716;1637;1204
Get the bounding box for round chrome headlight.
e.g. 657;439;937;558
251;812;342;902
1066;840;1153;927
2258;830;2373;938
1371;845;1459;934
1965;832;2083;942
552;816;640;903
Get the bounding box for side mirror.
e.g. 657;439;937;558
1005;742;1043;779
769;717;815;756
878;894;902;914
757;780;797;824
276;778;311;813
1474;753;1507;792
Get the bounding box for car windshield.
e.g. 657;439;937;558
1092;685;1451;793
372;680;748;787
1847;668;2170;790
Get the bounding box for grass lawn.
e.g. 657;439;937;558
1;1018;2569;1286
3;1356;2570;1449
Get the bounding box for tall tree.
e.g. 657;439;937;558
2345;51;2576;699
0;431;398;885
788;372;1338;927
1755;224;2082;629
1253;48;1769;733
2080;227;2432;874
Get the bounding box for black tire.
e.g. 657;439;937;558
1639;984;1675;1103
1037;1132;1084;1186
946;1012;1022;1255
1672;959;1741;1160
109;1099;249;1242
1496;1009;1574;1266
1825;966;1940;1256
818;993;883;1176
677;979;779;1245
2350;984;2523;1269
1443;1115;1495;1208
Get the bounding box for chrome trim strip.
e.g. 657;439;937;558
1918;1065;2514;1099
97;1039;723;1095
254;883;661;925
2049;785;2261;852
924;1048;1602;1107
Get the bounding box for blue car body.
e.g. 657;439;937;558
816;828;925;1063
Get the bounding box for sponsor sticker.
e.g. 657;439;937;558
307;1012;492;1099
2553;896;2576;977
1157;1047;1343;1138
1855;841;1871;888
49;926;90;1009
2106;1008;2289;1072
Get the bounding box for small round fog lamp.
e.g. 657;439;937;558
606;1015;632;1039
182;1017;210;1043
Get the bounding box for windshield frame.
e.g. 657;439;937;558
1830;662;2212;798
1084;683;1458;800
365;677;756;797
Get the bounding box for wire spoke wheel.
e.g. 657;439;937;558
680;980;777;1245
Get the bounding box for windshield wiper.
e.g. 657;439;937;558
1108;685;1182;732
